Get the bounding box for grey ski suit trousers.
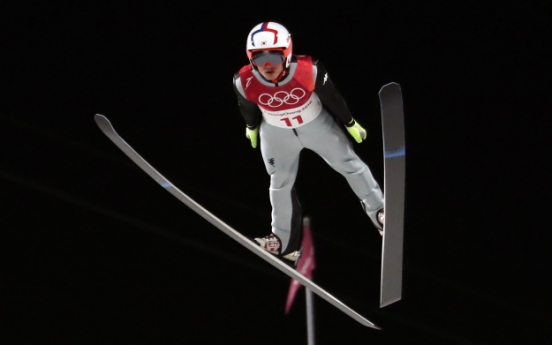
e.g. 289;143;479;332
260;108;384;253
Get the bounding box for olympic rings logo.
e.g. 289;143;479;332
258;88;306;108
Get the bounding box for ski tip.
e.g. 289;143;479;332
94;114;110;125
379;82;401;93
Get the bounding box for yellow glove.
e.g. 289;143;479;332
245;126;258;148
345;119;367;143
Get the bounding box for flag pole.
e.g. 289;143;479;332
306;287;315;345
303;217;315;345
285;216;317;344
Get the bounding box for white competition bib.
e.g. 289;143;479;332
260;93;322;128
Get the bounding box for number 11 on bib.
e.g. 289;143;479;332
379;82;406;308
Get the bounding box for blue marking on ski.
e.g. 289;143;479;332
161;182;172;188
384;147;405;158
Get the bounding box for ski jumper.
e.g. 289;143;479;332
233;56;384;254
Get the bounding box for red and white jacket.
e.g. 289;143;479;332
233;56;355;129
238;56;321;128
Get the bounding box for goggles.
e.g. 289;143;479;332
251;50;285;67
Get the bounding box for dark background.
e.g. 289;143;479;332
2;2;550;344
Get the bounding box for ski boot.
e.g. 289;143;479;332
361;200;385;236
254;233;303;266
377;209;385;236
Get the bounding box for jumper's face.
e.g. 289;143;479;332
257;63;285;80
251;50;285;80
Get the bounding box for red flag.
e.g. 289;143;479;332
285;217;316;314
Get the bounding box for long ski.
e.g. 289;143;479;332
379;82;406;308
94;114;380;330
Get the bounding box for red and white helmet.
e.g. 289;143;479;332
246;22;293;68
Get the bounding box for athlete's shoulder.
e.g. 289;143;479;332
291;55;322;71
238;64;251;74
290;55;318;63
303;55;320;66
311;59;331;89
233;68;251;98
299;57;324;83
234;64;252;85
310;57;323;68
233;71;241;87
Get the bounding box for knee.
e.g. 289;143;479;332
269;174;297;191
333;159;367;176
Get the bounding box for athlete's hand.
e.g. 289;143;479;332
345;119;367;143
245;126;258;148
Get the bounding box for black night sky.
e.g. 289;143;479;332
2;2;550;344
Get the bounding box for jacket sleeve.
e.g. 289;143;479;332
233;73;262;129
313;59;355;126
